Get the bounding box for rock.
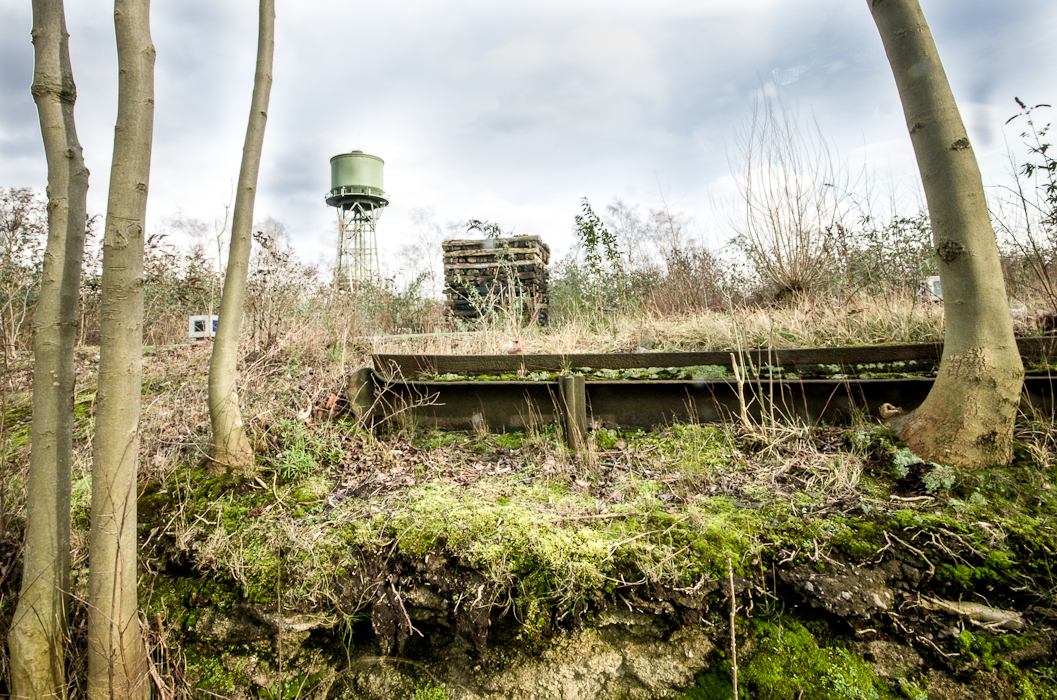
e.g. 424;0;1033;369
471;626;714;700
193;606;271;643
854;639;923;680
588;607;668;637
247;606;337;634
781;564;895;618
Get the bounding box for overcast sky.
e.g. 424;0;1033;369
1;0;1055;277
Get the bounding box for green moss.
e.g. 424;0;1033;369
678;670;735;700
71;474;92;531
742;618;898;700
0;400;31;428
635;424;730;478
822;518;882;560
493;432;529;449
384;484;613;593
955;629;1035;672
291;476;331;503
1;409;31;449
414;430;462;449
219;504;251;531
896;677;928;700
130;409;1057;700
182;649;240;696
145;574;241;628
1014;667;1057;700
411;682;450;700
424;358;945;383
138;480;173;523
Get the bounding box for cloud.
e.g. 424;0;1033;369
773;64;813;86
0;0;1053;270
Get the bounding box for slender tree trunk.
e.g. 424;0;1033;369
87;1;154;698
208;0;275;475
9;1;88;697
868;0;1024;469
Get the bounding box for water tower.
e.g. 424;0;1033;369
325;150;388;288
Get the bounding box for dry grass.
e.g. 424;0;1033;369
363;290;950;358
3;286;1056;700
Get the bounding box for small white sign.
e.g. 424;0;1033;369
188;315;219;340
923;276;942;302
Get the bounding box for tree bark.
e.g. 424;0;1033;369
208;0;275;475
868;0;1024;469
86;1;154;698
9;1;88;697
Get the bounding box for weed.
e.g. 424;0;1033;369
273;419;342;483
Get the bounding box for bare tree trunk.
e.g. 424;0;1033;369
868;0;1024;469
208;0;275;474
9;1;88;696
86;1;154;698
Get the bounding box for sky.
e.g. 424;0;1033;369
1;0;1055;279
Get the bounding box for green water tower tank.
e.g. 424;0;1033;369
326;150;389;211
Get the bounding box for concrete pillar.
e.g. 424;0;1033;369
559;374;587;450
347;367;376;425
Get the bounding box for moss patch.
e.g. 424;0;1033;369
741;619;898;700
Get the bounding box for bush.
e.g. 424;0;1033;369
829;210;935;298
550;198;733;323
0;187;47;353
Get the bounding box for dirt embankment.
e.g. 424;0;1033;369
137;425;1057;700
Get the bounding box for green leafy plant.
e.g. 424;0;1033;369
836;211;935;297
575;197;621;282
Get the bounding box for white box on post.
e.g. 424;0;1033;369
188;315;219;340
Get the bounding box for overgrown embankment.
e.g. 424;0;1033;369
128;413;1057;699
3;317;1057;699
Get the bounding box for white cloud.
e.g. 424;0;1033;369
0;0;1054;274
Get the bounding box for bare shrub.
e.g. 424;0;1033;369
644;243;729;314
395;207;449;299
246;218;319;352
143;234;224;346
75;218;222;348
727;91;845;300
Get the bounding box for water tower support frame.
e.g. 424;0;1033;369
335;200;382;289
